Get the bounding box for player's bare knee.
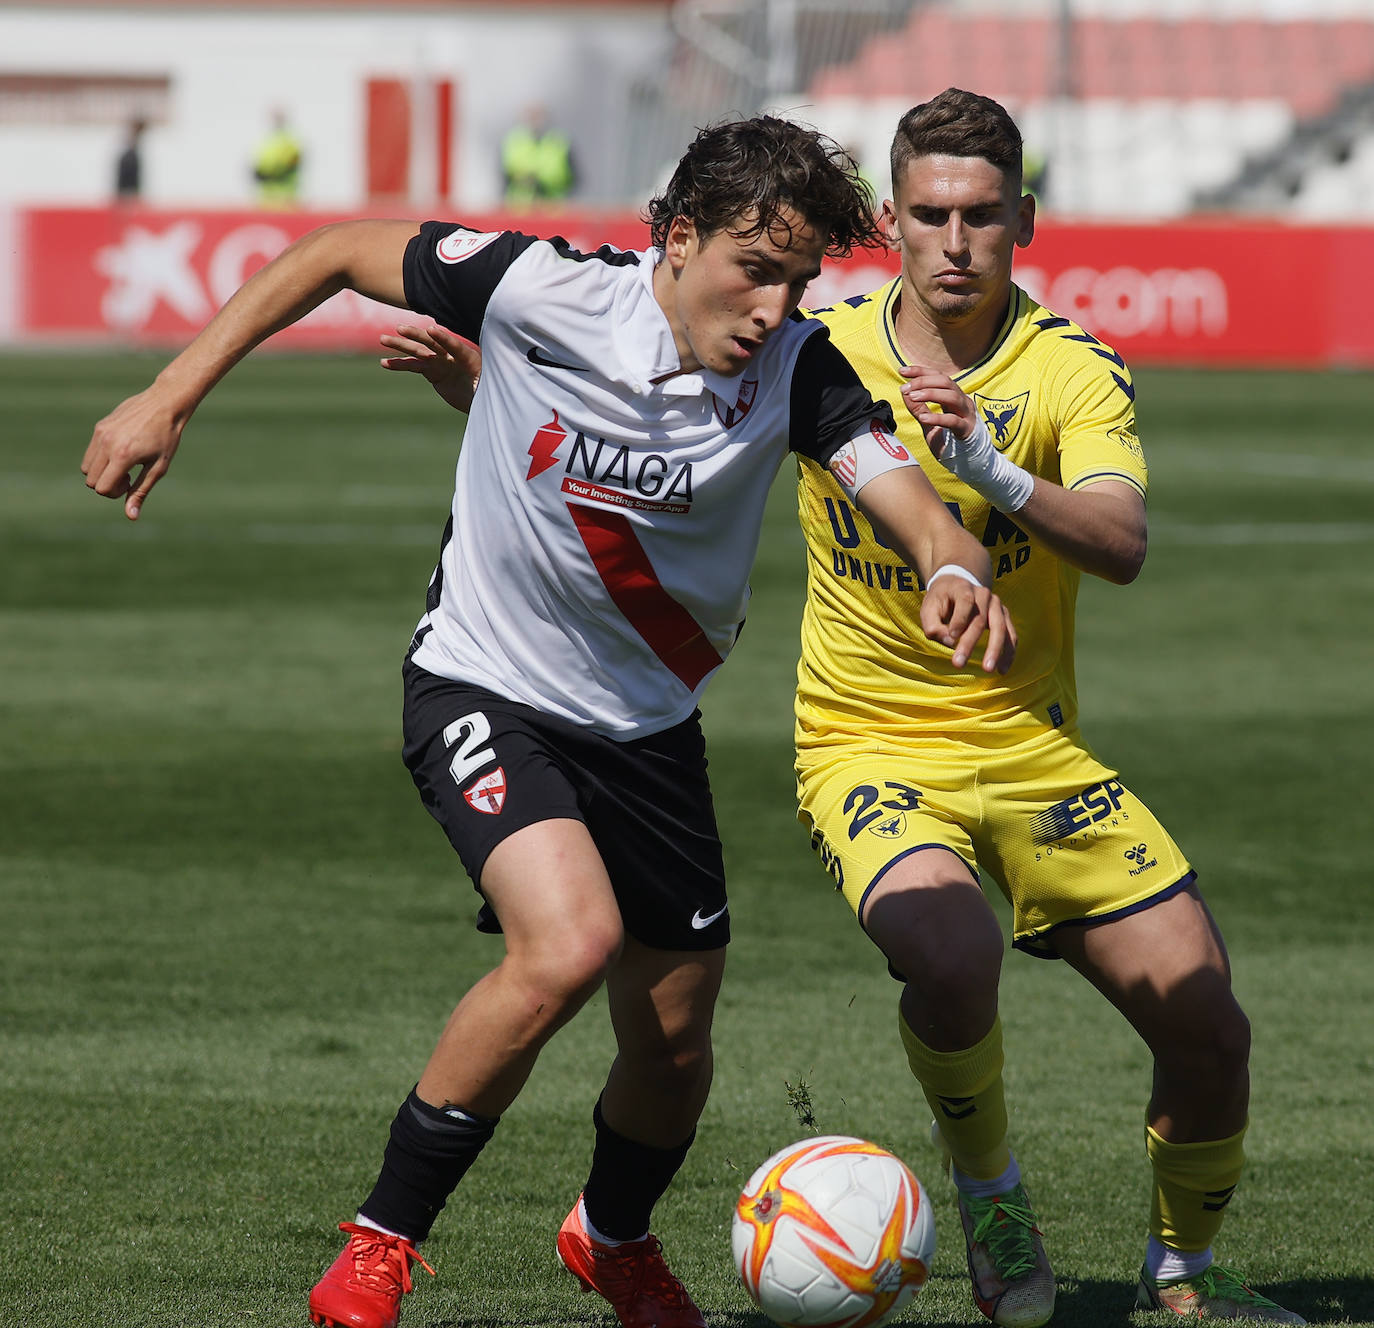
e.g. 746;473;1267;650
1203;997;1251;1076
868;894;1002;998
509;925;624;1014
905;936;1001;1008
635;1039;712;1105
1155;994;1250;1082
659;1036;712;1088
556;931;624;996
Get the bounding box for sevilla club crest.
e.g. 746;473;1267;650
714;377;758;428
463;768;508;815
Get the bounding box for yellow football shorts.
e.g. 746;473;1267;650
795;726;1194;956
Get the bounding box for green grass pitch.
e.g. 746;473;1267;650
3;351;1372;1327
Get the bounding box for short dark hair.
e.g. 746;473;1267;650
646;115;885;259
890;88;1023;192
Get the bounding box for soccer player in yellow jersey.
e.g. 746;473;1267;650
796;89;1304;1327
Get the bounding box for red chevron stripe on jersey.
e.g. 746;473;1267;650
569;503;724;690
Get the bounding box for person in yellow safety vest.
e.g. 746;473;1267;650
253;108;303;208
1023;145;1049;205
501;104;575;206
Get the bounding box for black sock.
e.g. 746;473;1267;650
357;1088;498;1241
581;1095;694;1242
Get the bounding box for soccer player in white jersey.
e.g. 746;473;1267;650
82;116;1014;1328
792;90;1304;1326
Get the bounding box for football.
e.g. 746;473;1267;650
732;1134;936;1328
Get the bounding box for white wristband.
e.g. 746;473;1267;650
937;417;1035;513
927;563;985;590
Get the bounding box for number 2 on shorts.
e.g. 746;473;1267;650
442;712;496;786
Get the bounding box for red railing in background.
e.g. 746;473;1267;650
12;205;1374;366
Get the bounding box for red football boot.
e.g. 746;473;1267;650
556;1196;707;1328
309;1221;435;1328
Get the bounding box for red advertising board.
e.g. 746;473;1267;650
17;207;658;352
14;205;1374;366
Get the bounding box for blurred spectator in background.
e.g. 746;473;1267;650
252;107;303;208
1023;144;1049;205
844;141;881;211
114;117;147;203
501;103;575;206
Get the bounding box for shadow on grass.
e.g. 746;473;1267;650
401;1268;1374;1328
414;1315;776;1328
403;1274;1374;1328
1243;1275;1374;1326
415;1273;1374;1327
416;1319;805;1328
1050;1272;1373;1326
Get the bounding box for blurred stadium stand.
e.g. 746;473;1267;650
6;0;1374;363
624;0;1374;219
0;0;674;211
787;2;1374;218
5;0;1374;218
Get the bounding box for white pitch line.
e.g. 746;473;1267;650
22;522;440;546
1157;451;1374;484
243;522;440;545
1242;454;1374;484
1152;520;1374;545
23;518;1374;548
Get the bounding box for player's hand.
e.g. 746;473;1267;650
380;322;482;413
898;364;1034;514
82;386;185;521
898;364;979;455
920;574;1017;674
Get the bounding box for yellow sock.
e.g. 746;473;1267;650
898;1011;1010;1181
1146;1118;1247;1252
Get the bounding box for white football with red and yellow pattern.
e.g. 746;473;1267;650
732;1134;935;1328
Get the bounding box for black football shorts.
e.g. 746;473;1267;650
401;660;729;951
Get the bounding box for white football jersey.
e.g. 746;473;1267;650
402;223;901;738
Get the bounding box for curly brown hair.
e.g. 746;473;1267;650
890;88;1023;192
645;115;886;260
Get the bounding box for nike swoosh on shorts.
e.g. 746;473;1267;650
690;904;729;929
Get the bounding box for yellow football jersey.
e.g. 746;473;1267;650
796;278;1147;748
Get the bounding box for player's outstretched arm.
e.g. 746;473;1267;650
900;365;1147;584
856;465;1016;675
83;219;421;520
380;323;482;413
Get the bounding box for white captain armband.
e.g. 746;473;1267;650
826;419;922;502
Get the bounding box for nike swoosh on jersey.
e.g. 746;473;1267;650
690;904;729;929
527;346;588;372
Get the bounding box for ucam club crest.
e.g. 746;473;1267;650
463;768;507;814
976;391;1029;451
